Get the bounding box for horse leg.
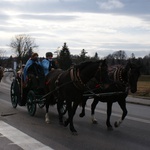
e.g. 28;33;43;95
79;96;88;117
63;98;80;135
91;98;99;124
69;101;79;135
57;96;66;125
45;99;50;123
63;100;72;127
114;98;128;128
106;102;113;130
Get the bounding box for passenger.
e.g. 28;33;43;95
17;64;26;106
17;64;25;86
23;53;42;83
41;52;57;76
17;64;25;78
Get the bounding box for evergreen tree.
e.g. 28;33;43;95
58;42;72;70
80;49;87;60
78;49;90;62
131;53;135;59
93;52;99;60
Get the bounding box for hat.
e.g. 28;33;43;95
31;53;38;58
46;52;53;57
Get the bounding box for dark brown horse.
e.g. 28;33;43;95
45;60;109;134
44;69;64;123
80;61;141;130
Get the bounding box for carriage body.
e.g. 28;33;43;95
10;67;67;116
11;60;110;134
10;67;46;116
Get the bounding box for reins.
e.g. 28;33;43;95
39;80;73;100
83;66;130;98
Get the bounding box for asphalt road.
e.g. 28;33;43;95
0;72;150;150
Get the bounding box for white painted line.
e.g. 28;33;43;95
85;107;150;124
0;121;54;150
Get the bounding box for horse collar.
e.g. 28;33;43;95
70;67;85;90
114;67;127;85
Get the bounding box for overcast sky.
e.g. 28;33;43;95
0;0;150;58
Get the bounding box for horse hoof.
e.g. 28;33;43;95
64;121;69;127
92;119;98;124
107;126;113;131
70;128;78;135
114;122;119;128
79;113;85;118
72;131;78;136
45;120;50;124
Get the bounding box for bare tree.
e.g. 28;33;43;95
112;50;127;64
112;50;127;60
9;34;38;60
0;49;5;57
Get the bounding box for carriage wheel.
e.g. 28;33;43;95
10;80;20;108
26;90;36;116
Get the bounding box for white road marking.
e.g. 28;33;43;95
0;121;54;150
85;107;150;124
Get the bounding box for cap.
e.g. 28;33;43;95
46;52;53;57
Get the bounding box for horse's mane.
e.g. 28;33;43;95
74;60;101;69
108;61;139;72
46;69;63;80
75;61;98;70
124;60;141;73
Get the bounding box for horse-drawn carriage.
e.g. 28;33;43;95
10;60;109;134
10;60;141;134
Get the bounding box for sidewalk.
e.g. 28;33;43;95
126;96;150;106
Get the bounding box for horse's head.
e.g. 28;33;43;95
124;61;141;93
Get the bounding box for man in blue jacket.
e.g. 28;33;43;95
24;53;42;81
41;52;56;76
23;52;45;90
